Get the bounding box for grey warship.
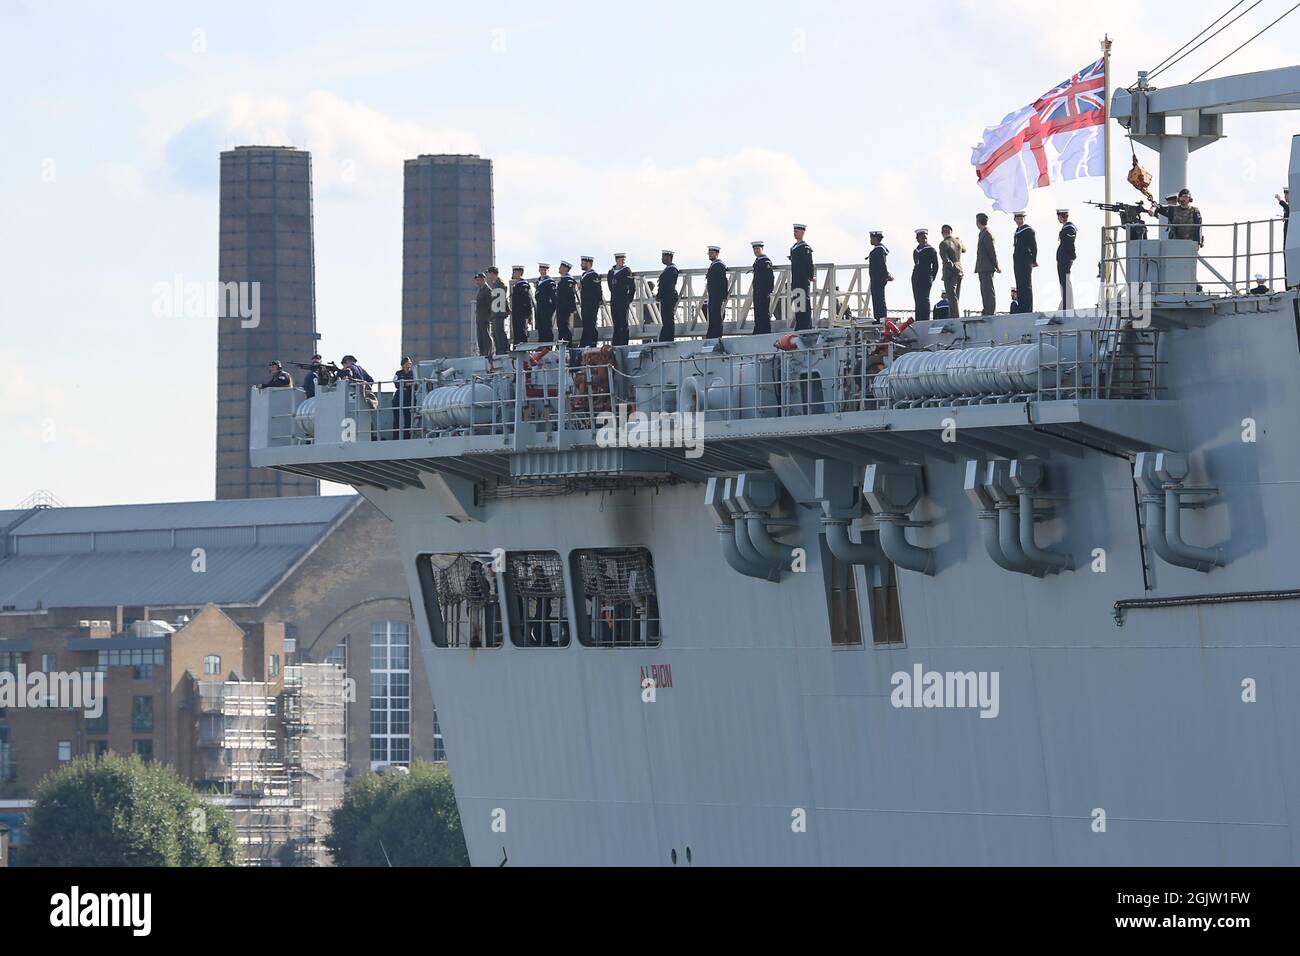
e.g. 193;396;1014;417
251;66;1300;866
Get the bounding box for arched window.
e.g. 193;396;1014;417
203;654;221;676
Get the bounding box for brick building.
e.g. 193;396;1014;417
0;495;436;794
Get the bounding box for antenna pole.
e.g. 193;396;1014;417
1102;34;1114;286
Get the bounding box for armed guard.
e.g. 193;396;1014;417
510;266;533;346
534;263;557;343
866;231;891;321
1154;188;1203;245
555;261;577;343
751;241;774;334
607;253;634;346
789;223;814;330
1056;209;1077;310
656;250;679;342
911;228;939;321
705;245;727;339
578;255;603;347
1012;212;1037;312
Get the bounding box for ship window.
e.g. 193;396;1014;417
569;548;662;648
505;551;570;648
416;553;504;648
823;548;864;647
869;563;905;646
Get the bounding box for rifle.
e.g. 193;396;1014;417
292;361;341;386
1086;200;1150;239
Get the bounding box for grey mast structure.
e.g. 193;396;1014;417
249;65;1300;866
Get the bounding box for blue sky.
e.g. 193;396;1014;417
1;0;1297;505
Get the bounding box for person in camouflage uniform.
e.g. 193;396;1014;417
1154;188;1203;246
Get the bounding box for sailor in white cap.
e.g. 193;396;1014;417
911;228;938;321
1250;272;1270;294
751;241;774;334
656;251;679;342
555;261;577;343
705;246;727;339
1012;211;1037;312
1055;209;1077;311
509;266;533;346
607;253;633;346
534;263;557;343
578;256;603;347
867;231;891;321
789;224;814;330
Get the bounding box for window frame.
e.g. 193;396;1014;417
503;550;572;649
568;547;663;649
131;695;154;733
416;552;505;649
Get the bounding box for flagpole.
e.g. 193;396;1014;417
1101;34;1114;286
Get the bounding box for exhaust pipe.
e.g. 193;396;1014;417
983;461;1051;576
863;464;935;575
821;518;884;566
1134;453;1224;572
1010;460;1072;573
746;514;797;567
964;460;1022;573
704;477;782;581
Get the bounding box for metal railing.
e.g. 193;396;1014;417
1036;328;1163;402
1101;216;1289;297
467;262;940;345
261;323;1168;452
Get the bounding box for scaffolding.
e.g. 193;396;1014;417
281;663;347;866
195;665;346;866
195;680;285;796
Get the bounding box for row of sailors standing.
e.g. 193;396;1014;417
474;215;1081;356
473;223;814;355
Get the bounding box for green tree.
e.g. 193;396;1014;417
327;761;468;866
24;753;240;866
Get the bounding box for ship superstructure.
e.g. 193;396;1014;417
249;66;1300;865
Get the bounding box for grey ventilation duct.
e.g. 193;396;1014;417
963;460;1022;573
1009;459;1073;573
814;459;885;566
704;477;781;582
734;473;797;568
1134;452;1225;572
862;464;935;575
980;460;1048;576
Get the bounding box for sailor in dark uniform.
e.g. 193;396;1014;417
911;228;939;321
555;261;577;343
607;253;634;346
534;263;556;343
655;250;679;342
301;353;322;398
392;356;415;439
705;245;728;339
257;360;292;390
578;255;603;347
1012;211;1037;312
509;265;533;346
750;241;774;334
789;223;814;330
1055;209;1077;311
866;231;891;321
